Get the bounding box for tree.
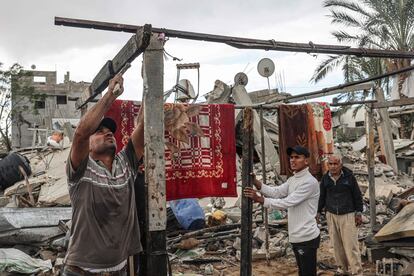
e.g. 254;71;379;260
312;0;414;99
313;56;387;116
0;63;35;152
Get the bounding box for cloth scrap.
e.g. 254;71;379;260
278;103;334;178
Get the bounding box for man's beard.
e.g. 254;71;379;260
95;143;116;156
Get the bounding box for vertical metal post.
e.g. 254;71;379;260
259;107;270;264
241;107;253;276
142;34;167;276
366;104;376;232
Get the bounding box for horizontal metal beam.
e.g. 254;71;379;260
54;17;414;59
330;100;377;107
282;82;374;104
267;64;414;104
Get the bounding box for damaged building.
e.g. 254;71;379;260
11;70;92;149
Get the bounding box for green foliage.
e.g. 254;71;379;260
312;0;414;108
323;0;414;51
0;62;35;151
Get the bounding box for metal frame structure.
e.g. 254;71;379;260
54;16;414;276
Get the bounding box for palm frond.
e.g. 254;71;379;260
330;10;363;27
310;55;345;83
324;0;371;17
332;30;359;43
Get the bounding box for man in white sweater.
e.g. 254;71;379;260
244;145;320;276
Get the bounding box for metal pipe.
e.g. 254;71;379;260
54;17;414;59
259;108;270;265
267;64;414;104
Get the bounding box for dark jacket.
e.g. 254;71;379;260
318;167;363;215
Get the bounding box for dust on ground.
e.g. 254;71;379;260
172;240;376;276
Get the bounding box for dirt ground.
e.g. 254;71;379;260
172;239;376;276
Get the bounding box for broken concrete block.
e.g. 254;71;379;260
251;247;284;261
384;171;395;177
364;177;402;204
253;226;266;243
37;179;70;206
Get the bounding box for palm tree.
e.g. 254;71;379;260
312;0;414;98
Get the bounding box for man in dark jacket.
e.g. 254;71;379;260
318;155;363;276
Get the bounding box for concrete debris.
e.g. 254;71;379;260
0;248;52;274
1;85;414;275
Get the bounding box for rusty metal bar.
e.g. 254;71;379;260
268;64;414;104
54;17;414;59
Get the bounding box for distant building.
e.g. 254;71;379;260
11;70;95;149
331;107;368;142
332;106;366;129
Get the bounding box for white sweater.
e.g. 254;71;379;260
261;167;320;243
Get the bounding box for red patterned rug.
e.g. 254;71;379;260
105;100;237;200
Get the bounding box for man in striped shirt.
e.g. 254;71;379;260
63;75;144;276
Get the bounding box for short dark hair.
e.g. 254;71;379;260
287;146;310;158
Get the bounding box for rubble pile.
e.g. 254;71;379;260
0;87;413;274
336;142;414;275
0;146;71;275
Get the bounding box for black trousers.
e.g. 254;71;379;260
291;235;320;276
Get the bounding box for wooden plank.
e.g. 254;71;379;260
112;25;151;73
75;24;152;109
240;107;253;276
142;34;167;276
232;85;280;173
366;108;377;231
375;203;414;242
372;97;414;109
375;87;398;173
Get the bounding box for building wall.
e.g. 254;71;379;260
332;107;367;128
11;70;92;148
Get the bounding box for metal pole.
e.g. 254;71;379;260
268;65;414;104
54;17;414;59
241;107;253;276
259;108;270;265
366;103;376;232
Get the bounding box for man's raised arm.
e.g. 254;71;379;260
129;103;144;161
70;76;123;170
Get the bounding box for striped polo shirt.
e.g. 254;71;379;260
64;141;142;269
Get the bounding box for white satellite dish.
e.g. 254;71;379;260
176;79;196;101
234;72;249;86
257;58;275;78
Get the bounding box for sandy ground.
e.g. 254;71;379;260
172;239;376;276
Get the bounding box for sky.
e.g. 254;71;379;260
0;0;346;102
